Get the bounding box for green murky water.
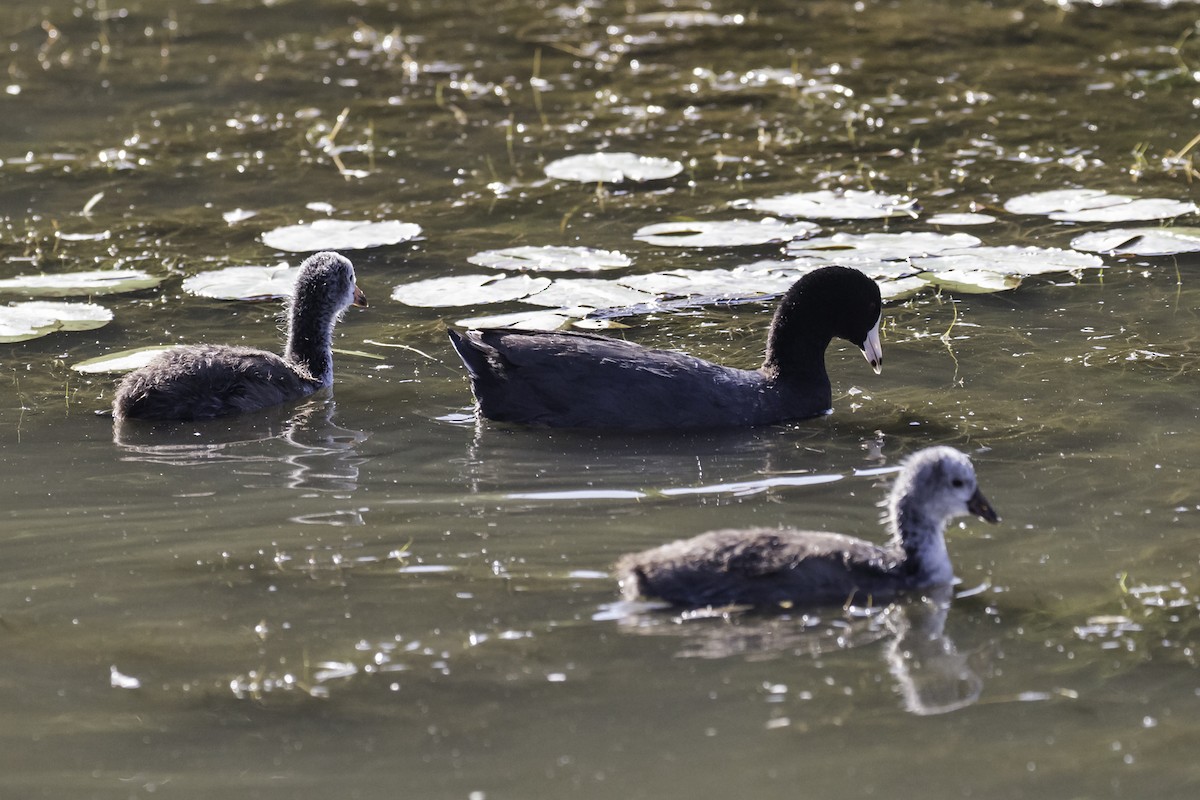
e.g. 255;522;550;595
3;0;1200;797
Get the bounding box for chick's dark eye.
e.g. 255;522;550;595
951;478;965;488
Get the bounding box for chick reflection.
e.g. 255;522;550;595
610;591;985;716
884;589;984;716
112;396;369;492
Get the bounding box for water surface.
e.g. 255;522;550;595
2;0;1200;797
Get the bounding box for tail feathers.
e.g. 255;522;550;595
446;329;492;380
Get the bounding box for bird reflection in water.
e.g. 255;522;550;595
607;587;986;717
112;395;370;495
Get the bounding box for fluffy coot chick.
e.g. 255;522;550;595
447;265;883;429
616;446;999;608
112;251;366;421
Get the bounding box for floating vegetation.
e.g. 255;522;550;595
261;219;421;252
0;269;162;297
520;278;656;309
918;268;1020;294
456;308;582;331
785;231;983;261
1003;189;1197;222
543;152;684;183
395;228;1109;327
0;301;112;343
912;245;1104;277
633;218;820;247
619;266;803;298
926;212;996;226
391;273;551;307
912;246;1104;292
72;346;175;374
1070;227;1200;256
738;189;920;220
55;230;111;242
467;246;632;272
223;208;258;224
181;264;301;301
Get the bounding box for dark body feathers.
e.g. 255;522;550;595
448;265;883;430
113;251;365;422
616;447;1000;609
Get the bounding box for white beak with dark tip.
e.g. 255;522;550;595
860;315;883;375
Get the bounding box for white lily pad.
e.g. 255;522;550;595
634;218;819;247
618;267;802;298
455;308;582;331
223;208;258;224
181;264;301;301
262;219;421;252
880;275;931;301
911;246;1103;277
786;231;982;260
467;246;632;272
1004;189;1197;222
1070;227;1200;256
72;346;175;374
741;189;919;219
0;301;113;343
55;231;111;242
391;274;551;307
519;278;656;309
919;269;1020;293
544;152;683;183
927;212;996;226
0;269;162;297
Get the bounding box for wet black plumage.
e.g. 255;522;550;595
447;265;883;429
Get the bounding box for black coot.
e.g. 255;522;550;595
447;265;882;429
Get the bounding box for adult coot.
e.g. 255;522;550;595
112;251;366;421
616;446;999;608
447;265;883;429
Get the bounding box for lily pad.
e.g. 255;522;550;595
918;269;1020;293
1070;227;1200;256
786;231;982;260
740;189;919;219
72;346;175;374
223;208;258;224
55;231;111;242
634;218;819;247
0;269;162;297
391;274;551;307
181;264;301;301
455;308;581;331
927;212;996;226
911;246;1103;277
467;246;632;272
544;152;683;183
0;301;112;343
519;278;656;309
262;219;421;252
1004;189;1197;222
880;275;931;301
618;267;803;298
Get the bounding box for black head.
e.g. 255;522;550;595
765;265;883;375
